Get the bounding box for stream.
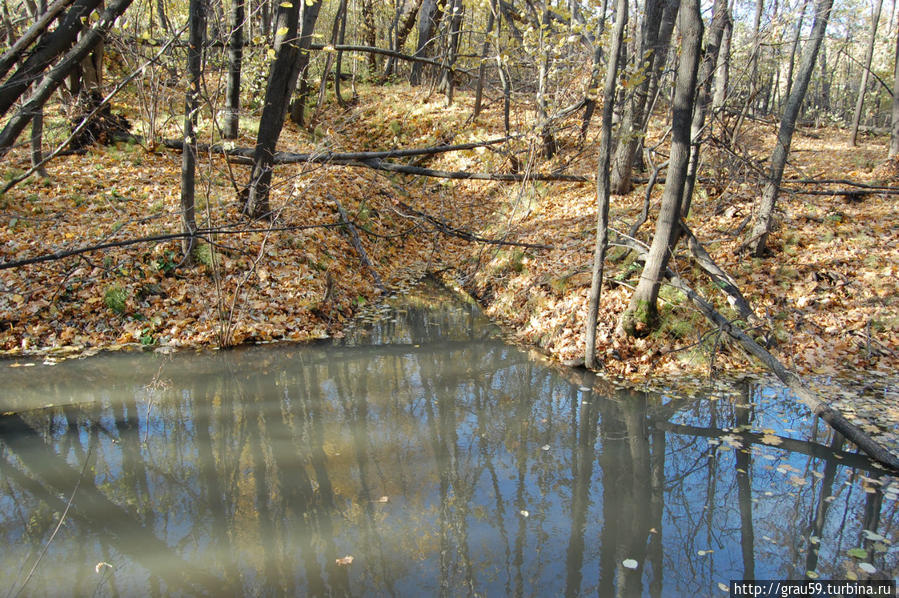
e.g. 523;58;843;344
0;285;897;596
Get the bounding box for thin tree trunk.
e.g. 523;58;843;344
609;0;666;194
850;0;883;146
472;6;495;118
712;2;732;110
360;0;377;73
536;0;556;158
442;0;463;105
680;0;728;220
181;0;206;260
784;0;810;101
383;0;423;78
30;0;48;177
745;0;833;256
0;0;103;117
585;0;628;369
409;0;438;85
0;0;73;82
618;0;703;337
890;23;899;158
0;0;133;156
223;0;244;139
243;0;304;218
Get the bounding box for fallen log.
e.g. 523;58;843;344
163;138;591;183
162;136;514;164
612;230;899;470
329;194;386;293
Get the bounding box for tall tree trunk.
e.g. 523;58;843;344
745;0;833;256
679;0;728;220
181;0;206;259
712;1;732;111
536;0;556;158
383;0;423;78
730;0;765;143
243;0;306;218
30;0;48;177
618;0;703;337
409;0;439;85
609;0;666;194
850;0;883;146
585;0;628;369
578;0;609;140
0;0;133;156
784;0;810;101
472;6;495;118
890;23;899;158
442;0;463;105
360;0;377;73
223;0;244;139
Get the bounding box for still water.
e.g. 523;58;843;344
0;287;897;597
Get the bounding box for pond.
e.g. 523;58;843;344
0;285;897;597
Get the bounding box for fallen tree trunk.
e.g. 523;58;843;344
330;194;386;292
163;138;591;183
163;136;513;164
612;230;899;470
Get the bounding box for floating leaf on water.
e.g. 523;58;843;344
861;530;884;542
541;444;551;451
858;562;876;574
622;559;638;569
846;571;858;581
718;582;730;592
336;555;354;566
578;386;590;391
374;496;389;503
809;536;820;545
761;433;783;446
788;475;807;486
697;550;713;556
806;570;819;579
519;510;529;518
847;548;868;559
95;562;113;573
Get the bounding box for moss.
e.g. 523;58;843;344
104;285;128;314
620;298;659;337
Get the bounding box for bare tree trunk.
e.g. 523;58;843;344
442;0;463;105
0;0;103;117
243;0;313;218
890;24;899;158
730;0;765;143
609;0;666;194
181;0;206;260
577;0;609;140
0;0;133;156
472;6;495;118
784;0;810;101
360;0;377;73
745;0;833;256
223;0;244;139
585;0;628;369
536;0;556;158
618;0;703;337
409;0;439;85
30;0;48;177
680;0;728;220
850;0;883;146
383;0;423;78
712;0;731;111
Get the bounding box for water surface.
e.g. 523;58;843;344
1;287;897;596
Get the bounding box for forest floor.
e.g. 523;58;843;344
1;82;897;437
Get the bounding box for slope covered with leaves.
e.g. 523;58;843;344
0;83;896;406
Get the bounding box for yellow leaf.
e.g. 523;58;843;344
276;26;289;37
279;1;292;5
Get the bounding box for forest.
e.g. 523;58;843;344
4;0;899;591
0;0;897;422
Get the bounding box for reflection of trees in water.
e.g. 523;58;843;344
1;322;898;595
